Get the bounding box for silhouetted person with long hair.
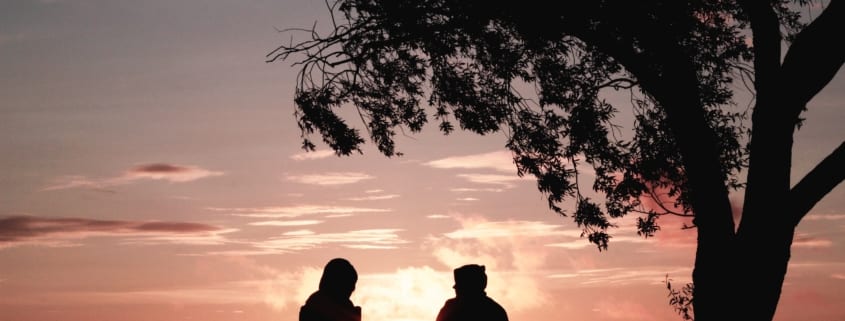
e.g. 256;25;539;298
436;264;508;321
300;258;362;321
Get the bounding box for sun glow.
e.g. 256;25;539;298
354;266;454;321
262;265;454;321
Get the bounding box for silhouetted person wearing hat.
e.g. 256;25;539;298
436;264;509;321
300;258;362;321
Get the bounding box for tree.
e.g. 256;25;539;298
267;1;844;320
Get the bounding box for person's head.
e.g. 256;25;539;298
318;258;358;299
452;264;487;296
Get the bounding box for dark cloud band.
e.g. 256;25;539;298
0;215;221;244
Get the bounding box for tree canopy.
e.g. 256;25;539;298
269;1;844;320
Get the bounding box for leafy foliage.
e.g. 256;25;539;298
272;2;845;320
267;0;763;251
666;275;695;321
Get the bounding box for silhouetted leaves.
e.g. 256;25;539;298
272;2;845;320
270;0;757;249
666;275;694;321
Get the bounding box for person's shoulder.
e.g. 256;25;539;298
438;297;459;310
303;291;327;305
442;297;459;306
299;293;321;321
436;297;459;321
485;296;508;311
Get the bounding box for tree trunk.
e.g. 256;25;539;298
734;223;795;321
693;206;795;321
647;60;740;321
692;216;738;321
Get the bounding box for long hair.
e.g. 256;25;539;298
318;258;358;299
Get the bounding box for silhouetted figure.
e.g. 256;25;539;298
435;264;509;321
300;258;362;321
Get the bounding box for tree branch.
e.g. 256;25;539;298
790;141;845;226
599;78;639;90
737;0;782;101
781;0;845;110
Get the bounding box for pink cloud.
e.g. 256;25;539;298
285;172;374;185
289;150;336;160
0;215;226;248
249;220;324;227
792;233;833;248
592;299;657;320
39;175;116;192
42;163;223;191
424;150;517;173
209;205;390;218
651;214;697;248
804;214;845;221
450;187;505;192
240;228;408;254
442;219;573;240
124;163;224;182
344;194;400;201
456;173;525;187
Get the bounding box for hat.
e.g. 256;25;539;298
453;264;487;290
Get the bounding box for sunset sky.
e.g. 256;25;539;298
1;1;843;321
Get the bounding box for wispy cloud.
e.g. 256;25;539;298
804;214;845;221
450;187;505;193
546;214;689;250
289;150;336;161
429;217;569;312
249;220;324;227
249;228;408;253
122;229;236;246
123;163;223;182
456;174;524;187
545;240;595;250
345;244;399;249
285;172;374;185
793;233;833;248
424;151;516;173
26;279;265;306
443;219;575;239
344;194;400;201
261;266;323;310
208;205;390;218
433;215;687;289
649;215;697;248
592;298;661;320
254;215;693;321
427;214;451;219
342;189;399;201
40;175;113;192
42;163;223;191
570;267;689;286
0;215;231;249
421;152;528;189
